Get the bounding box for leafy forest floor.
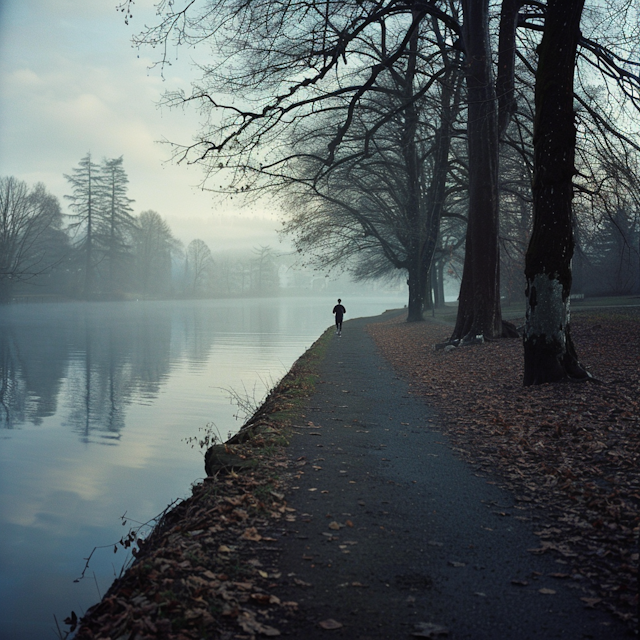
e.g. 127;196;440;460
368;305;639;631
73;304;639;639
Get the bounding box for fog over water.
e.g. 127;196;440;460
0;295;404;639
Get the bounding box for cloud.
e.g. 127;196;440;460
0;0;282;250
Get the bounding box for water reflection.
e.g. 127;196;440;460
0;296;405;640
0;302;224;439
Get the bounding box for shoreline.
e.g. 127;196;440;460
72;304;638;638
73;325;336;639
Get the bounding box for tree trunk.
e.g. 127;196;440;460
435;260;445;308
407;262;426;321
83;162;95;299
419;40;462;308
84;206;93;298
0;280;13;304
523;0;588;385
403;8;424;322
451;0;502;341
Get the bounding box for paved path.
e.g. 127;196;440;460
259;313;628;639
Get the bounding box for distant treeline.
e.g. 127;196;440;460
0;154;302;302
2;149;639;305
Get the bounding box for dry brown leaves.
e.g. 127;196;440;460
75;436;298;640
72;334;331;640
368;308;639;632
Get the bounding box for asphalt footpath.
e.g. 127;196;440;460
257;313;629;639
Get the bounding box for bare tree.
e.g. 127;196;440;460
281;15;464;320
133;210;181;297
185;238;215;295
523;0;587;385
248;245;275;294
0;177;65;302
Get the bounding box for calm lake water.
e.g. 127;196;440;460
0;295;405;639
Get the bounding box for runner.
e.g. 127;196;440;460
332;298;346;336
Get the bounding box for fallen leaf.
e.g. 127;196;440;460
238;611;281;636
293;578;313;587
184;608;205;620
241;527;262;542
318;618;343;630
251;593;272;605
328;521;342;530
539;588;556;595
581;597;602;608
412;622;449;637
234;581;254;590
511;580;529;587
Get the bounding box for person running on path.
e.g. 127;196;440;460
333;299;346;336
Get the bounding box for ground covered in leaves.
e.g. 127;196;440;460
367;308;639;632
72;308;638;639
73;331;332;640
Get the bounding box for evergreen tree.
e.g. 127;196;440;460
64;153;101;297
99;156;136;294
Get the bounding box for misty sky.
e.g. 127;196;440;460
0;0;287;254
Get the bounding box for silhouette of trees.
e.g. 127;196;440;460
250;245;278;294
65;154;138;297
123;1;640;356
184;239;215;295
523;0;587;385
0;176;67;302
65;153;102;297
280;14;464;320
133;210;181;297
99;156;136;294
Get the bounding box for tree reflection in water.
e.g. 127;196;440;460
0;302;202;440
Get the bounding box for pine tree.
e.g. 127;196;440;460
99;156;136;294
64;153;101;297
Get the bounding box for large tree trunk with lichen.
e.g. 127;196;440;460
523;0;589;385
451;0;502;341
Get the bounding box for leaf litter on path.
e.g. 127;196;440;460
368;309;639;632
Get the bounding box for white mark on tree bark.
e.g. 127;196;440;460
525;273;568;348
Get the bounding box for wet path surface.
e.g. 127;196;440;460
259;314;627;639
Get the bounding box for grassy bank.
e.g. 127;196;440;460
73;328;333;640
